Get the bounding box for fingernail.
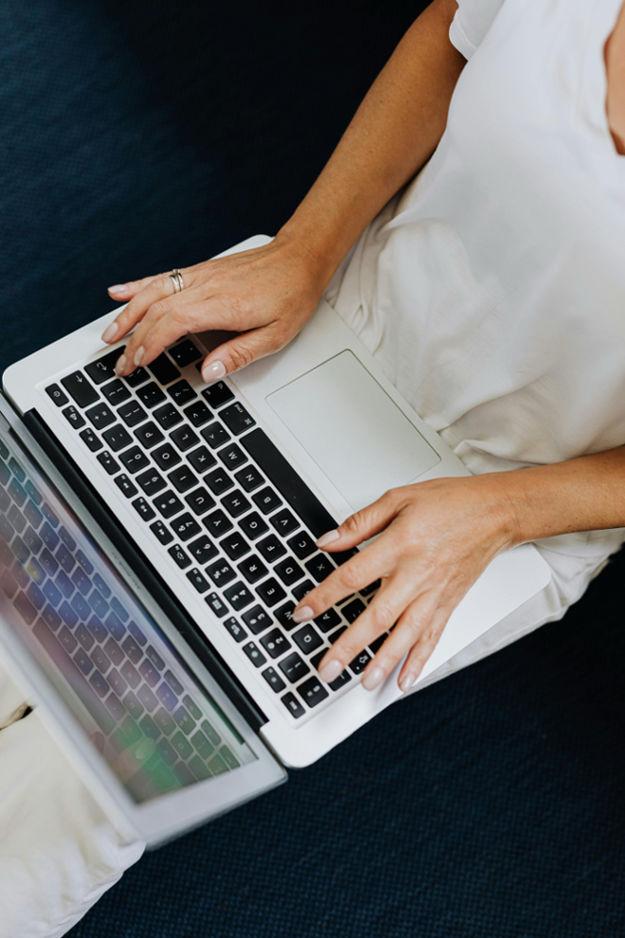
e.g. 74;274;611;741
133;346;145;367
115;354;127;375
108;284;128;295
316;529;340;548
400;672;417;693
291;605;313;623
202;360;226;383
101;323;118;343
319;659;342;683
361;665;385;691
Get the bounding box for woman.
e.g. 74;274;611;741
103;0;625;698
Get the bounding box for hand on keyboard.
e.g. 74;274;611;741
102;234;329;385
292;474;519;694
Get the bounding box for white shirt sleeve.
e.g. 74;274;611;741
449;0;506;59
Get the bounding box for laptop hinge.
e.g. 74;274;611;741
21;408;268;733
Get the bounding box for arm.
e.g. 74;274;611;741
105;0;465;378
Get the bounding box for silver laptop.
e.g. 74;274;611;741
0;234;550;845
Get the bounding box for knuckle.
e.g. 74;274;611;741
226;344;255;372
343;512;363;535
369;600;394;632
150;299;170;319
339;564;361;592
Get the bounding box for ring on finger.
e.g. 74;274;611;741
169;268;184;294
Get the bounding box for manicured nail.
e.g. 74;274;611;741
291;604;313;623
115;354;127;375
101;322;118;343
361;665;385;691
400;672;417;693
133;346;145;367
108;284;128;295
318;659;342;683
202;360;226;383
316;529;340;548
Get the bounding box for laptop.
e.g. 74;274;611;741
0;234;551;846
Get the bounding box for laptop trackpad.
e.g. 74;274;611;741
266;350;440;511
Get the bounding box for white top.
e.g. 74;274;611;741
326;0;625;596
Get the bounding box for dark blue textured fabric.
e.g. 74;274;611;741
2;3;625;936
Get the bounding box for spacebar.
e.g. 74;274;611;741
240;428;337;539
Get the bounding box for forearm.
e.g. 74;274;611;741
493;447;625;547
279;0;464;284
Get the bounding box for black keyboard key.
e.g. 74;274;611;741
97;450;120;475
287;531;317;560
201;422;230;449
237;554;268;585
169;338;201;367
46;383;69;407
185;486;215;516
170;424;199;453
220;401;255;435
61;371;99;407
89;669;109;698
132;496;156;521
220;531;250;561
328;669;352;692
281;691;305;719
292;623;323;655
150;519;173;545
85;349;122;386
221;489;250;519
62;405;85;429
85;402;115;430
187;445;216;474
206;558;236;587
369;633;387;654
205;467;233;496
174;705;196;734
206;592;228;617
153;490;183;519
255;577;286;608
136;468;166;496
14;591;37;625
153;402;183;430
168;380;196;406
100;378;131;406
183;400;212;428
102;424;133;452
241;428;337;539
124;366;149;388
241;604;272;635
152;443;181;471
223;581;254;611
234;465;264;493
218;442;247;470
168;465;197;493
275;600;296;631
292;579;315;603
262;666;286;693
239;511;269;540
170;513;201;542
188;534;218;565
79;427;102;452
203;508;233;538
134;421;164;449
147;646;166;671
223;616;247;643
118;400;147;427
201;380;234;408
157;682;178;712
305;553;336;584
119;446;150;474
257;534;286;563
260;628;291;659
298;676;329;709
274;557;305;586
349;649;371;675
139;658;160;687
148;353;180;385
136;382;166;409
361;579;381;597
270;507;299;537
187;567;210;593
168;543;191;569
278;652;309;684
242;641;266;668
343;598;366;623
314;608;341;633
252;486;282;515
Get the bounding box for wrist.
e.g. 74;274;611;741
276;216;346;295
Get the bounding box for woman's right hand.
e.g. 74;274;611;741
101;232;331;383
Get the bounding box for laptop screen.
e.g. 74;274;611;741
0;427;258;804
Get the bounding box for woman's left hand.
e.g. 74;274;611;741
293;472;520;693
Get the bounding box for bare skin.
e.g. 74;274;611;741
101;1;625;693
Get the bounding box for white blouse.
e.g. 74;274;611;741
326;0;625;602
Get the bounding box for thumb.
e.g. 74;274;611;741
200;325;283;384
317;491;399;550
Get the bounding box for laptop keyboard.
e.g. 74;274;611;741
44;338;382;722
0;437;244;798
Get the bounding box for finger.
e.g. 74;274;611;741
106;273;161;302
117;293;204;373
199;322;287;384
292;539;391;623
314;490;401;553
101;273;177;346
315;574;417;685
397;605;452;692
358;595;441;692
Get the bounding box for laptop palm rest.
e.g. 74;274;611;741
266;350;440;512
